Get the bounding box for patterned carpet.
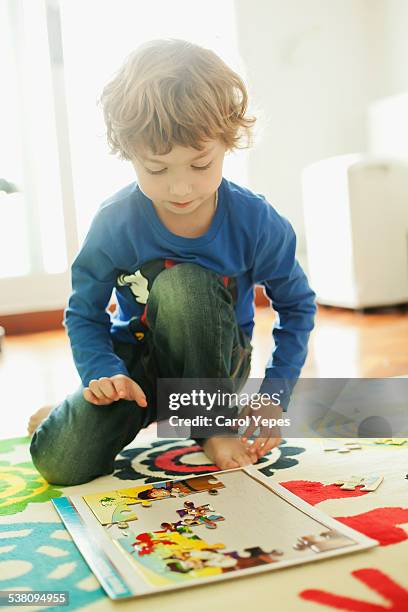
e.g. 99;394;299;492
1;435;407;611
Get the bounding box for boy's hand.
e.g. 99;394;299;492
239;399;282;460
83;374;147;407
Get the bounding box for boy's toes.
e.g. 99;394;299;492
27;405;53;436
221;457;240;470
213;453;239;470
232;449;255;467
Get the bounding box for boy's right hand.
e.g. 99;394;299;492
83;374;147;407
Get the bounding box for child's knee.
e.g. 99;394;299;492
153;262;215;292
30;433;79;486
29;430;108;486
147;263;227;318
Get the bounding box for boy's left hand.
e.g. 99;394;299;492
239;399;282;459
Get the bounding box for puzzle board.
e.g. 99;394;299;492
52;467;377;600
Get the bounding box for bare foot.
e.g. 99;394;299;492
202;437;257;470
27;405;53;436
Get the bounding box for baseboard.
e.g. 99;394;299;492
0;310;65;335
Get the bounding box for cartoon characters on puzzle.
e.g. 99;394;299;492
175;500;225;529
83;475;225;525
117;523;283;583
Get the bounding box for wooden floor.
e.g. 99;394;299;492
0;304;407;438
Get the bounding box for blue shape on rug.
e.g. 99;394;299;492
0;522;105;609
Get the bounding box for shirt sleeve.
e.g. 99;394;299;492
64;209;130;387
252;202;317;410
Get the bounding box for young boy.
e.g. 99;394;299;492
29;39;316;486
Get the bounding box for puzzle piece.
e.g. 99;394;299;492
175;475;225;496
359;475;383;491
293;530;355;553
375;438;407;445
227;546;284;569
334;475;364;490
324;443;361;453
334;474;383;492
176;500;225;529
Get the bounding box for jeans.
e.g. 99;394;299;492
30;263;252;485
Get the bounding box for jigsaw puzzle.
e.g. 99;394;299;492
53;467;377;600
83;475;225;525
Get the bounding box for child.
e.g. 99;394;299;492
29;39;316;485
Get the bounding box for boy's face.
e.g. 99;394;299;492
132;140;226;216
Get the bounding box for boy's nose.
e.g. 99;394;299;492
169;182;192;197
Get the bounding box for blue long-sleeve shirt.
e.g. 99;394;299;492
64;177;316;399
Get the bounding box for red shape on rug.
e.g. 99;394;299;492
301;568;408;611
154;445;219;474
280;481;408;547
335;508;408;547
280;480;368;505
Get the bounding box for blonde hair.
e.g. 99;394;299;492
99;39;256;160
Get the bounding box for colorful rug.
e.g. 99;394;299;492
1;435;407;611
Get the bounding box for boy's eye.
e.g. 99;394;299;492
145;167;166;175
145;162;213;175
192;162;213;171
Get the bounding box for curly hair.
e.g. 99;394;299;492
99;39;256;160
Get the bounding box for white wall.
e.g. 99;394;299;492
367;1;408;159
380;0;408;96
234;0;388;251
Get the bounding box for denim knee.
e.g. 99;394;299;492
147;262;231;320
29;392;117;486
30;432;109;486
30;442;79;486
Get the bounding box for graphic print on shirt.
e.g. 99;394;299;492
116;259;237;341
117;270;148;304
117;259;169;305
116;259;172;339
